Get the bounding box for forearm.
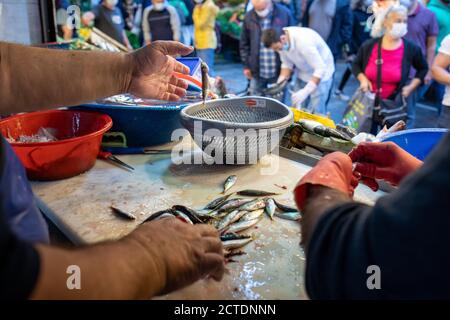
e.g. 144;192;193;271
0;42;132;114
279;68;292;81
408;78;422;91
301;185;351;251
426;37;436;71
31;236;164;299
432;66;450;86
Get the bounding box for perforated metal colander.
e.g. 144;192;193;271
180;97;293;164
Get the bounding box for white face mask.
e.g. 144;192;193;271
388;22;408;39
105;0;118;6
154;3;166;10
256;7;270;17
194;0;204;4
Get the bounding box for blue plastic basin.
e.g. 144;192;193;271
381;128;448;160
72;103;188;148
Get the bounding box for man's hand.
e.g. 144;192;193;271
127;41;193;101
291;81;317;107
401;84;415;98
294;152;358;211
424;71;433;85
349;141;423;191
128;217;225;295
243;68;252;79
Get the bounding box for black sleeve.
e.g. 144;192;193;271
0;201;40;300
340;6;353;46
306;132;450;299
411;43;428;82
351;45;365;77
239;17;251;69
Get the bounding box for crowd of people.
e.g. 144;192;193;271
56;0;449;128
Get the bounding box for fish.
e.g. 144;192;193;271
216;209;248;232
142;209;176;223
111;206;136;220
273;200;298;213
223;175;237;194
171;205;204;224
220;233;252;241
204;194;233;210
264;198;276;220
224;250;247;258
238;198;266;211
236;190;280;197
217;198;252;213
275;211;302;221
201;62;209;106
239;209;264;222
222;237;254;250
172;210;194;224
226;217;261;234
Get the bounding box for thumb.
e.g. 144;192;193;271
152;41;193;57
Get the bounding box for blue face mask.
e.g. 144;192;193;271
281;42;290;51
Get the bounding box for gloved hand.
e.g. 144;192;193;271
291;81;317;107
349;141;423;191
294;152;359;211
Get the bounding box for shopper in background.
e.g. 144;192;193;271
352;5;428;129
56;0;73;40
193;0;220;76
181;0;195;46
427;0;450;111
142;0;181;44
240;0;294;95
82;0;133;49
400;0;439;128
432;34;450;128
168;0;190;44
262;27;335;114
335;0;372;101
302;0;353;60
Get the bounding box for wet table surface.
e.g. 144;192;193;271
31;138;385;300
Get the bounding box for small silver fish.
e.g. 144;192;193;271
218;198;251;213
222;237;254;250
111;206;136;220
265;198;276;220
273;200;298;212
223;175;237;194
226;217;261;234
204;193;233;210
275;211;302;221
216;209;248;232
238;198;266;211
220;233;252;241
236;189;280;197
172;210;194;224
239;209;264;222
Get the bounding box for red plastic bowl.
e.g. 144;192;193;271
0;110;112;180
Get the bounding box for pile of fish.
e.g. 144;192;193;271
111;175;301;260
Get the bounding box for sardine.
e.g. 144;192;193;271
239;209;264;222
204;194;233;210
111;206;136;220
275;211;302;221
264;198;276;220
216;209;248;232
226;217;261;233
236;190;280;197
142;209;176;223
217;198;252;213
273;200;298;213
171;205;204;224
220;233;252;241
172;210;194;224
222;237;254;250
224;250;247;258
238;198;266;211
223;175;237;194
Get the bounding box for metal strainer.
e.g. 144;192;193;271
180;97;293;164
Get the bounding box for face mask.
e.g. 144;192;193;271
105;0;118;6
194;0;204;4
154;3;166;10
388;22;408;38
281;42;290;51
255;7;270;17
